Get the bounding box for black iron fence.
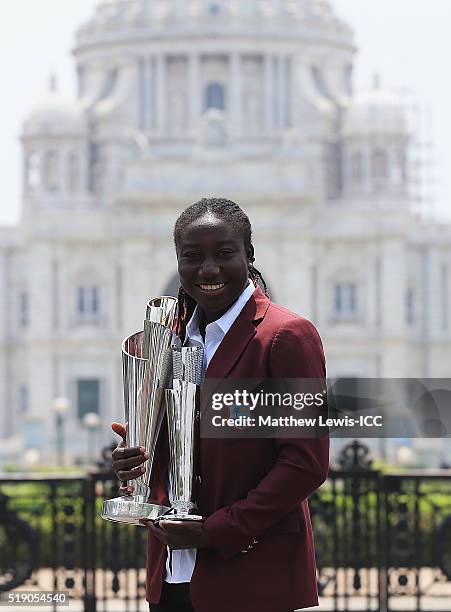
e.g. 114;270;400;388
1;441;451;612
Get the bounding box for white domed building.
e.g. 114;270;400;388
0;0;450;464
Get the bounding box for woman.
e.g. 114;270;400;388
112;197;329;612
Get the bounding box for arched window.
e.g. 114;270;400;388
205;82;225;111
311;66;331;100
371;149;388;181
334;283;358;318
77;379;100;419
26;152;41;189
43;150;60;192
68;152;80;193
350;151;364;185
76;286;100;323
99;68;118;101
209;3;221;15
325;142;342;199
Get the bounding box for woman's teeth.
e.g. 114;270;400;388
199;283;226;291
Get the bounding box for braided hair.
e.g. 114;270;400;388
173;197;269;339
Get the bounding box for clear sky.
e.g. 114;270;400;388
0;0;450;225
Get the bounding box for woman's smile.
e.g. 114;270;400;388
197;282;228;293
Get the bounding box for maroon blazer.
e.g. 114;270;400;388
146;285;329;612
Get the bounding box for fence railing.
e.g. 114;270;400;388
1;441;450;612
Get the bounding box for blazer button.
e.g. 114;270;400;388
196;475;202;485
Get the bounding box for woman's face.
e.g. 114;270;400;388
176;214;252;316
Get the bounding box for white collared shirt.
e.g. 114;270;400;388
164;280;256;583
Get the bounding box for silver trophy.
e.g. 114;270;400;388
101;296;178;525
159;346;204;522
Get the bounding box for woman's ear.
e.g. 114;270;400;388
247;244;255;266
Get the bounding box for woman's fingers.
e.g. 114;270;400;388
144;521;170;544
112;449;148;471
112;445;149;481
112;446;146;461
110;422;149;482
114;450;149;481
116;464;147;481
114;452;147;471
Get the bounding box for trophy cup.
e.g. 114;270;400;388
101;296;178;525
158;346;204;522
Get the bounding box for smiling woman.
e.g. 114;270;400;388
112;197;329;612
173;198;269;334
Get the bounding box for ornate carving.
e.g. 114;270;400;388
96;442;117;473
435;515;451;580
0;493;38;591
337;439;374;470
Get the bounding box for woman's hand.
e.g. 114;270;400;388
111;422;149;493
140;520;211;550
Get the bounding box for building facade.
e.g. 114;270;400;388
1;0;450;465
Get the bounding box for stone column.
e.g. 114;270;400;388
363;145;372;197
230;53;242;133
427;246;442;340
380;238;408;376
286;56;292;128
0;251;9;439
28;244;55;456
156;53;166;133
277;55;285;129
189;53;201;131
264;54;273;134
138;57;146;130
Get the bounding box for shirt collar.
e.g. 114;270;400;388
185;280;255;341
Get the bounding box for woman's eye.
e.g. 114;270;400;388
218;250;234;257
182;252;200;260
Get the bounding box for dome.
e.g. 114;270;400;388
75;0;353;48
23;81;86;137
343;79;408;138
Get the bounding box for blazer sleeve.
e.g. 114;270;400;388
202;317;329;560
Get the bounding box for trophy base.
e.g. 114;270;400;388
156;513;204;523
101;497;170;526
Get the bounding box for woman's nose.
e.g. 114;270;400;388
199;257;220;277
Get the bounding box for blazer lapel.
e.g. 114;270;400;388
205;285;270;380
